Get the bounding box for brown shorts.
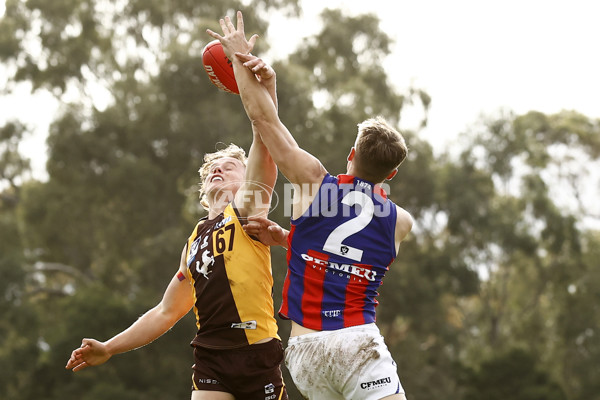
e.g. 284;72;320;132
191;339;288;400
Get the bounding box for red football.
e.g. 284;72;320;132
202;40;239;94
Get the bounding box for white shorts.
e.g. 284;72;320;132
284;323;405;400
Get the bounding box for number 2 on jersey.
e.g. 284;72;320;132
323;191;374;261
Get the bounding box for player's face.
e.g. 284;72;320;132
204;157;246;200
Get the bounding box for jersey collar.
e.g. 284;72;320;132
336;174;388;200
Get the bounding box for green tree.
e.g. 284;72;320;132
3;0;599;399
460;348;567;400
449;110;600;400
0;121;41;400
1;1;300;399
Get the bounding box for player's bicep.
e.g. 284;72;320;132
160;245;194;319
178;243;189;277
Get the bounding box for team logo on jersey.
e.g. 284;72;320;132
187;237;201;267
230;320;257;329
200;235;209;249
215;215;232;229
196;250;214;279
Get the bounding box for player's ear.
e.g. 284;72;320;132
347;148;356;161
386;169;398;180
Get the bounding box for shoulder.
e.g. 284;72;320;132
315;173;338;188
194;216;209;229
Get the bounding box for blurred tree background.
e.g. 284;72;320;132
1;0;599;399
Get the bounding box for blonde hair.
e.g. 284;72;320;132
198;143;247;210
353;117;408;183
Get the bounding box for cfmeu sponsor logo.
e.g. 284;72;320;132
361;377;392;390
301;253;377;281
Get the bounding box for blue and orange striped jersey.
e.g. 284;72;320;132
279;174;398;330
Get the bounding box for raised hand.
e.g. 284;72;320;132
206;11;257;60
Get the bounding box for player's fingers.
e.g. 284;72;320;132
269;225;285;234
236;10;244;31
206;29;223;40
243;228;259;236
241;222;255;230
234;52;253;62
67;350;79;363
264;66;275;78
246;215;269;223
247;218;267;228
241;55;257;65
72;361;89;372
224;16;235;33
253;63;266;73
66;350;83;368
242;221;261;231
219;18;229;34
248;34;259;50
234;53;254;68
242;58;261;71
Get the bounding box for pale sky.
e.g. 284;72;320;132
269;0;600;146
1;0;599;178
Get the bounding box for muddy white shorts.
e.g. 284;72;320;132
284;323;405;400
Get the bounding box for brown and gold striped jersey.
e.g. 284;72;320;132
184;204;280;349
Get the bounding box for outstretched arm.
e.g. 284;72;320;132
207;12;327;187
65;246;194;372
233;50;279;218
